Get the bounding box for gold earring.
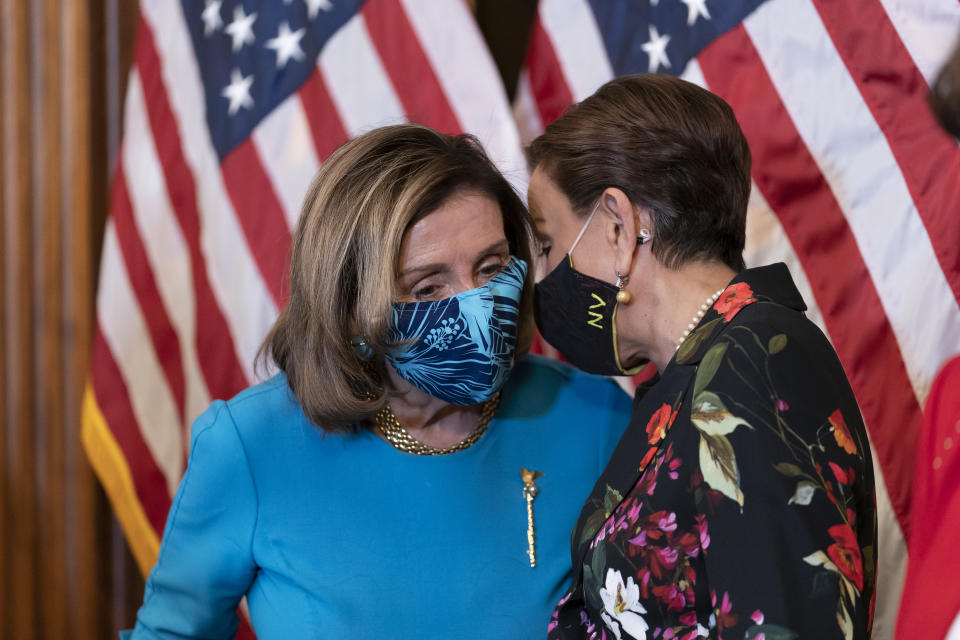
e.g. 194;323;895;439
615;273;632;305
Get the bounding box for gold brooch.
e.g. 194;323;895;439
521;468;544;567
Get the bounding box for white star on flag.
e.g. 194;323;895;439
305;0;334;20
201;0;223;37
641;25;671;72
222;68;254;115
225;6;257;52
266;22;307;68
680;0;711;26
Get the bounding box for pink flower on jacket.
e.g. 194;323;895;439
668;456;681;480
655;511;677;533
693;515;711;551
628;540;678;579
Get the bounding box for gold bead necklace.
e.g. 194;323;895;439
375;393;501;456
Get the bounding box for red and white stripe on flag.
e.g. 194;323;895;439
80;1;523;637
513;1;960;638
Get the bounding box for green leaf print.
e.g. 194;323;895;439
694;341;728;398
769;333;788;354
745;624;798;640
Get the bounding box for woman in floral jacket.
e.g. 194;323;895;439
527;74;876;640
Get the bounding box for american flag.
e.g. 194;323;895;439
83;0;959;637
80;0;523;635
513;0;960;637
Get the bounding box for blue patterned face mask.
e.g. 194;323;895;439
384;257;527;405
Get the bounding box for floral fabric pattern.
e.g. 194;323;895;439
713;282;756;322
548;264;877;640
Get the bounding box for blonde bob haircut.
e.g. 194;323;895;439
260;124;536;433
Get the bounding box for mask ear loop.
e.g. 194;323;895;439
567;201;602;257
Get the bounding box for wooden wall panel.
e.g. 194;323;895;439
1;0;141;637
3;1;38;637
61;0;102;633
37;0;68;636
0;3;6;627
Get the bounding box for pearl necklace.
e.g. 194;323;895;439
676;289;724;350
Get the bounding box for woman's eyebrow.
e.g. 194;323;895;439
529;207;548;234
531;223;550;243
484;239;510;252
473;239;510;260
401;240;510;278
398;263;446;278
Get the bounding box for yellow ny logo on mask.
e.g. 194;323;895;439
587;293;606;329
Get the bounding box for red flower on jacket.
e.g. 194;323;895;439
652;582;692;611
627;510;676;547
638;447;657;474
627;536;679;579
829;409;858;455
827;523;864;591
669;530;701;559
646;403;677;444
829;461;849;485
713;282;757;322
711;590;739;632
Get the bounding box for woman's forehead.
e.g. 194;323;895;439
398;192;506;268
527;169;571;219
527;168;581;236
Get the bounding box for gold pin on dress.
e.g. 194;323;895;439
521;468;544;567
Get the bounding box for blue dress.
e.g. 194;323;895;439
122;355;632;639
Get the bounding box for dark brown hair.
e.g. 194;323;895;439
527;73;751;271
259;124;535;432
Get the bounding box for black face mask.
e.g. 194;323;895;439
534;256;644;376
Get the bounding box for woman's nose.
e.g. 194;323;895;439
450;271;484;296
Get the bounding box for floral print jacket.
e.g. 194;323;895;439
548;264;877;640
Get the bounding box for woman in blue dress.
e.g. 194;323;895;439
122;124;632;639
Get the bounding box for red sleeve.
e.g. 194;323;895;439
897;355;960;639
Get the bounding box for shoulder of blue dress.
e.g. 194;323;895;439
511;353;574;381
206;372;309;440
500;354;633;421
220;372;293;414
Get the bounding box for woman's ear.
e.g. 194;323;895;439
599;187;648;279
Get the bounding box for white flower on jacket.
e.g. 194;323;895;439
599;568;649;640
